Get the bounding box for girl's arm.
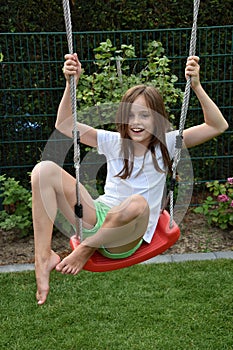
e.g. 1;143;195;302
183;56;228;148
55;53;97;147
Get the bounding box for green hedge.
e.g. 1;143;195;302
1;0;233;33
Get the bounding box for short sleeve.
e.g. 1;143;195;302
97;130;121;158
165;130;179;160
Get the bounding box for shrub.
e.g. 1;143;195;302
194;178;233;230
0;175;32;236
76;39;183;194
77;39;183;124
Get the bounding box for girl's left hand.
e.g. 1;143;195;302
185;56;200;89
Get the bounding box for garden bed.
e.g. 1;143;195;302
0;211;232;266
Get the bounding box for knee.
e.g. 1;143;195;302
31;160;57;187
106;195;149;225
127;195;149;218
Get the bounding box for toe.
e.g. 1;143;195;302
62;265;72;274
36;290;48;306
55;261;65;272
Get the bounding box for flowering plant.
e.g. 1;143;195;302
194;178;233;230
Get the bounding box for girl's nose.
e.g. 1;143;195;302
130;114;140;124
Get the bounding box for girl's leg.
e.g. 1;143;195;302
32;160;96;305
56;194;149;275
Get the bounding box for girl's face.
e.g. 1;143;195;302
127;95;155;148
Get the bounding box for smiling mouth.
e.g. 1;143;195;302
131;128;144;133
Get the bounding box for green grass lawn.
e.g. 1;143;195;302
1;260;233;350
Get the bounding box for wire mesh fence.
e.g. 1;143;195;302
0;26;232;205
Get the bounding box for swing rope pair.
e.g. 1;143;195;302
61;0;200;271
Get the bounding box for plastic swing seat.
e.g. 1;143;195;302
70;210;180;272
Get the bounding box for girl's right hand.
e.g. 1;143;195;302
63;53;82;84
185;55;200;90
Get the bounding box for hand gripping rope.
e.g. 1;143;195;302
62;0;200;271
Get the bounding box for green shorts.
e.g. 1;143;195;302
82;201;143;259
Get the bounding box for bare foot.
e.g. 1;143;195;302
55;243;95;275
35;250;61;306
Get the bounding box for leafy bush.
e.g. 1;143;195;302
0;175;32;235
194;178;233;230
77;39;182;123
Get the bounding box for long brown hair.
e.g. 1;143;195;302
115;85;173;179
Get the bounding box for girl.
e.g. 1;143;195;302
32;54;228;305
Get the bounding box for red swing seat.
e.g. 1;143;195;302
70;210;180;272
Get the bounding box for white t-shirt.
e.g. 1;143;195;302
96;129;178;243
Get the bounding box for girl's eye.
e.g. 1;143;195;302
128;113;150;120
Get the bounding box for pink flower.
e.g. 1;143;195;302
217;194;229;202
230;200;233;208
227;177;233;185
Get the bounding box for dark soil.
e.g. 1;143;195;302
0;211;233;266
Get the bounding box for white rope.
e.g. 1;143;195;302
62;0;83;241
169;0;200;228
